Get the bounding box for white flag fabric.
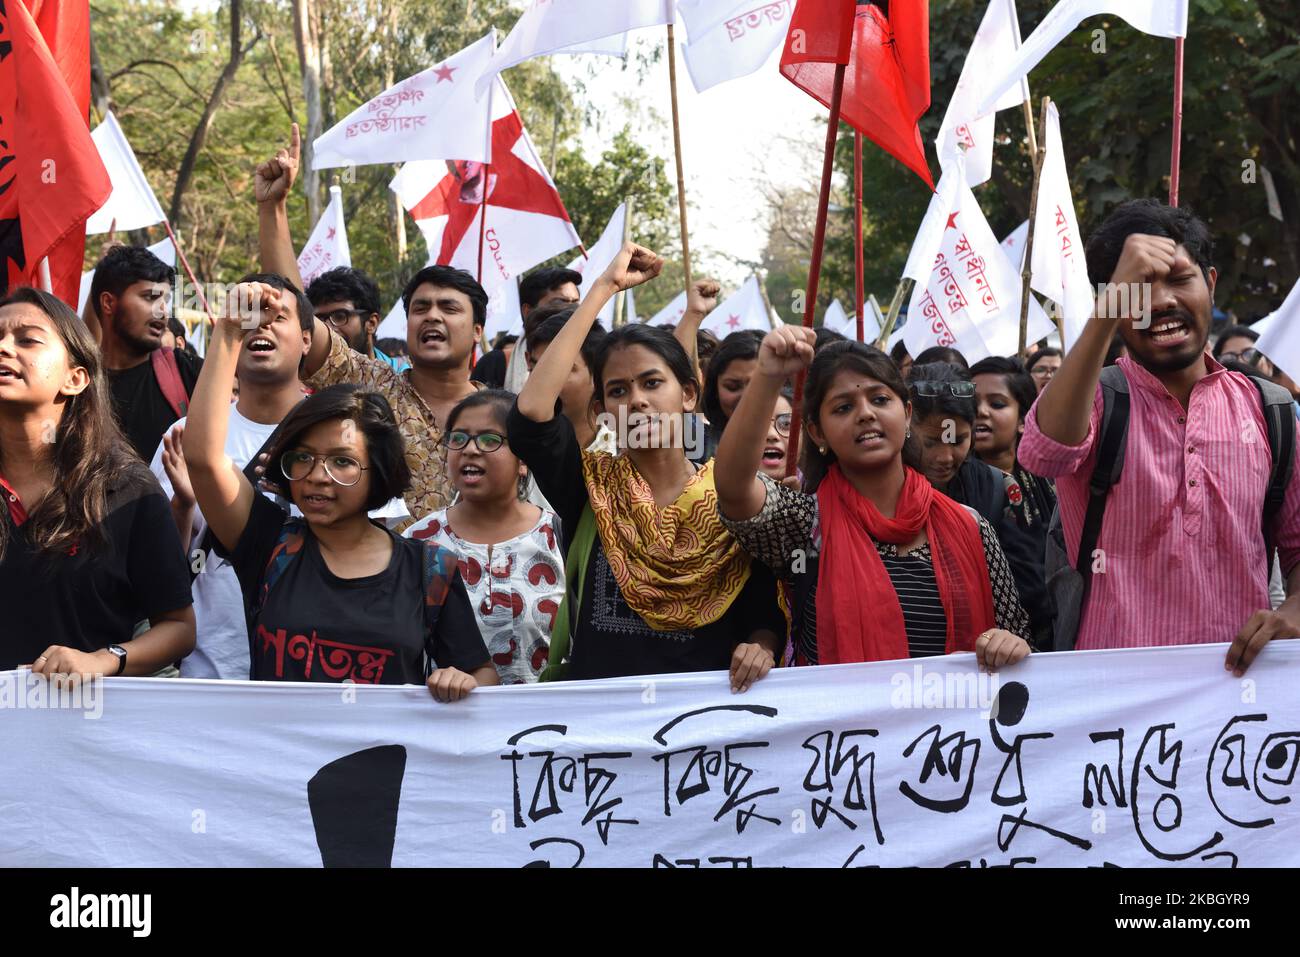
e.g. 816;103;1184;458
649;290;688;326
1253;279;1300;381
1001;219;1030;269
568;202;627;327
85;112;167;233
702;276;770;338
904;165;1054;364
77;237;176;314
392;79;580;342
823;298;880;342
678;0;794;93
935;0;1029;186
1029;103;1091;349
297;186;352;287
477;0;674;97
376;295;409;341
7;642;1300;866
976;0;1189;117
313;32;498;170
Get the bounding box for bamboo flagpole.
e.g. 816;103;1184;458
613;196;635;328
854;132;865;342
785;63;848;480
1018;96;1051;358
162;219;214;324
874;276;913;351
666;24;693;293
1169;36;1185;207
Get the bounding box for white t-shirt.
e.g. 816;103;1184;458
151;407;277;679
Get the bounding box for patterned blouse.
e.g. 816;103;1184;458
405;508;564;684
719;472;1031;665
306;329;479;531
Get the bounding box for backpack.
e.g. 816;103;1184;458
251;520;461;678
151;348;190;419
1045;365;1296;650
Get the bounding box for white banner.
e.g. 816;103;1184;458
85;111;167;234
702;275;770;337
678;0;793;93
4;643;1299;866
1030;102;1091;349
1253;278;1300;381
297;186;352;287
568;202;627;328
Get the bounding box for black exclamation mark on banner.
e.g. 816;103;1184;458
308;745;407;868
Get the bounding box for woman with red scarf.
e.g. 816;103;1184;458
714;326;1030;669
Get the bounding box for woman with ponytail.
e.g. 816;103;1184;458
713;326;1030;669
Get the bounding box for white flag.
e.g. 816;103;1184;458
702;276;770;338
678;0;794;93
313;32;497;170
392;78;581;342
85;112;167;233
904;164;1054;364
649;290;688;326
376;296;409;341
1030;103;1091;349
477;0;674;97
297;186;352;287
1001;219;1030;269
568;202;627;327
977;0;1189;117
822;298;880;342
935;0;1029;186
1253;279;1300;381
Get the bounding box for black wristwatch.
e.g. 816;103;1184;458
106;644;127;676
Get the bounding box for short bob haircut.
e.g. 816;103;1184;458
591;323;698;404
445;388;517;437
968;355;1038;418
801;340;909;493
702;329;764;425
263;384;411;512
1024;346;1062;375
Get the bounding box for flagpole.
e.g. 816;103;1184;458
476;80;495;284
162;219;214;323
785;63;847;480
854;132;865;342
37;258;52;294
1018;96;1050;357
874;277;913;351
666;24;693;293
613;197;635;328
1169;36;1185;207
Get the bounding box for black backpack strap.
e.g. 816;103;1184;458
1076;366;1132;593
1248;374;1296;562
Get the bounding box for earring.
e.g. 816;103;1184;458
517;473;530;500
819;446;827;455
906;429;912;439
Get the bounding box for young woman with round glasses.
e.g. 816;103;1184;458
184;282;496;700
404;390;564;685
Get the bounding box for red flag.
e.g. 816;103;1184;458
0;0;108;304
781;0;934;188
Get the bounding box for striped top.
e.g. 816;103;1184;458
1018;354;1300;650
719;472;1030;664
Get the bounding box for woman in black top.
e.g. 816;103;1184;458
184;281;495;700
509;244;785;689
0;288;194;676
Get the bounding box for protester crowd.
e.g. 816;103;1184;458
3;133;1298;705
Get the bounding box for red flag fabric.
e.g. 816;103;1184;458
0;0;107;304
781;0;934;188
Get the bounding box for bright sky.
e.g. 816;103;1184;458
552;30;824;289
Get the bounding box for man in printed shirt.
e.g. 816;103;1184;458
1019;200;1300;674
255;125;481;527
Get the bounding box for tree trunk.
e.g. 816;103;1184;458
292;0;324;227
169;0;257;232
89;33;110;120
382;4;406;274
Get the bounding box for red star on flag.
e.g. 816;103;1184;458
326;227;336;240
407;112;573;266
946;212;960;230
727;314;741;329
433;63;456;83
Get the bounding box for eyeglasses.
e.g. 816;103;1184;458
912;381;976;398
772;413;792;436
316;308;366;329
1030;366;1058;380
280;451;368;487
1220;348;1262;366
444;430;506;453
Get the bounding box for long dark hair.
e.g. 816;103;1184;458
262;384;411;513
591;324;699;404
801;340;908;493
0;288;133;560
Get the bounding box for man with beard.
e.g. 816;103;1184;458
306;266;405;371
149;273;311;678
255;126;481;527
1020;200;1300;674
90;245;201;460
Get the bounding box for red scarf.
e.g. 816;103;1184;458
816;464;994;664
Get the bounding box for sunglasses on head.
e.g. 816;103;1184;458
912;381;976;398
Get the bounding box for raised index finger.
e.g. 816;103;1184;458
289;122;301;162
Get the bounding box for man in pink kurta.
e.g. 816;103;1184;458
1019;200;1300;674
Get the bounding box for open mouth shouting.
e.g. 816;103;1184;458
244;334;276;356
418;325;448;348
1147;313;1192;348
458;463;486;487
761;445;786;467
299;492;336;513
854;428;886;449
